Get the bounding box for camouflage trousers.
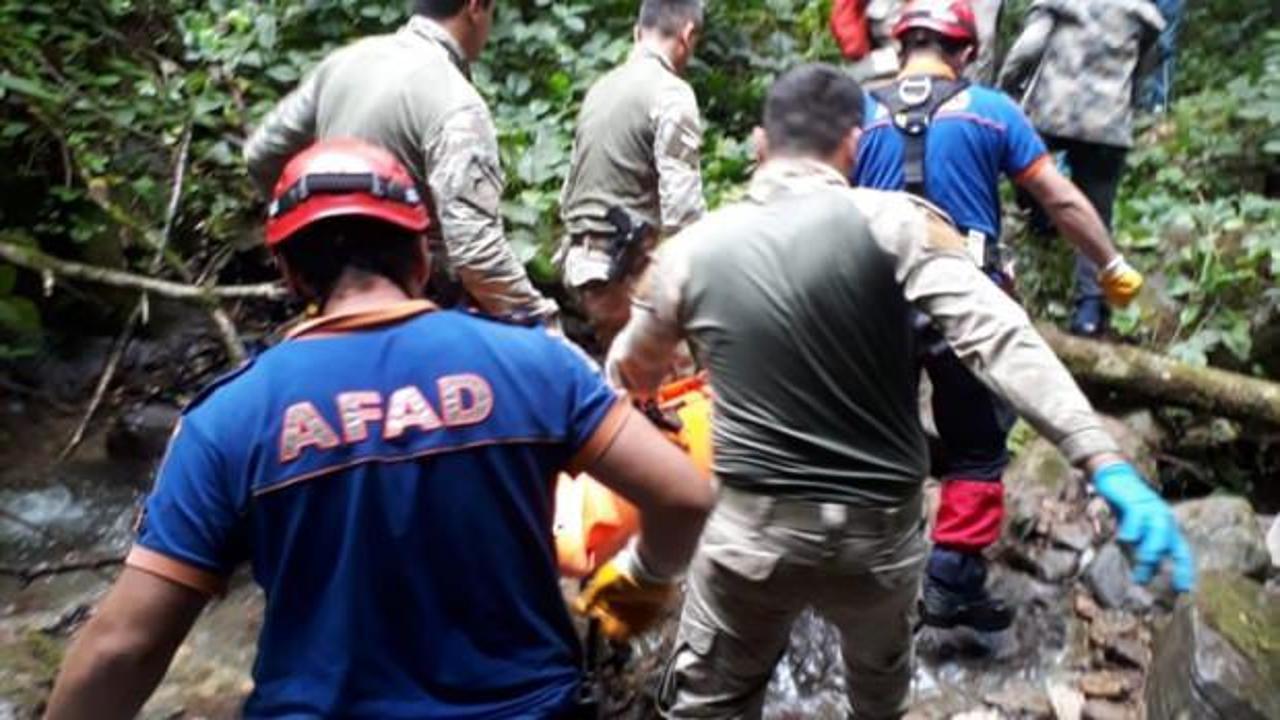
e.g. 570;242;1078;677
659;486;927;720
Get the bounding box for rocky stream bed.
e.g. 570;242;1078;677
0;356;1277;719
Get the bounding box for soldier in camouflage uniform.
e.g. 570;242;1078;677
999;0;1164;335
244;0;559;323
557;0;706;351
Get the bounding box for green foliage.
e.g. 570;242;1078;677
1;0;1275;381
1012;16;1280;378
0;0;840;346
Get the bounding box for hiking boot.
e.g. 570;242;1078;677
920;547;1014;632
1070;296;1108;337
920;574;1014;632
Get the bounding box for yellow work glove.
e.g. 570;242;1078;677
572;547;677;642
1098;255;1144;307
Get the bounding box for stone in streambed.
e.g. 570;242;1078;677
1174;496;1270;580
1145;572;1280;719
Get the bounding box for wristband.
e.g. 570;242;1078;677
1100;255;1129;276
615;539;681;584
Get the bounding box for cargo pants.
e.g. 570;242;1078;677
659;486;927;720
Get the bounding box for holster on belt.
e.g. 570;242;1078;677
604;206;655;283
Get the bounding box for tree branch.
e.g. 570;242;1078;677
0;241;285;301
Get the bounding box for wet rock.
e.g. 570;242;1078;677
1048;520;1094;553
1074;591;1100;621
105;403;180;464
1040;547;1081;582
1004;437;1076;535
1266;515;1279;570
1146;572;1280;720
951;711;1001;720
1088;611;1148;669
1097;416;1157;482
1084;543;1131;610
1046;683;1084;720
1082;699;1139;720
1115;410;1166;453
983;681;1052;718
1078;671;1135;700
1101;637;1148;670
1174;496;1270;580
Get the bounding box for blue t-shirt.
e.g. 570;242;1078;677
131;306;623;718
853;79;1049;239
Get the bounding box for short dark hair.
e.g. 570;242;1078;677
414;0;491;20
901;28;972;57
277;217;423;303
637;0;704;36
763;64;866;156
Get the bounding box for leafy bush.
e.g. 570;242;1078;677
1;0;1277;380
1011;17;1280;377
0;0;841;343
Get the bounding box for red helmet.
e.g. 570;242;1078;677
265;138;430;248
893;0;979;48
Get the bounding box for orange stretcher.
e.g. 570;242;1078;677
554;375;713;578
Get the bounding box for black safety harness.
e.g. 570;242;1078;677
268;172;423;219
871;74;970;199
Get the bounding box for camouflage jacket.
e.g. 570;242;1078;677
998;0;1165;148
607;159;1118;502
243;16;557;320
559;45;706;239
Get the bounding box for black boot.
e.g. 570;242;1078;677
920;547;1013;632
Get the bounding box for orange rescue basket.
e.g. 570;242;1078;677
554;375;713;578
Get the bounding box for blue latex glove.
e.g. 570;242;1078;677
1092;462;1196;592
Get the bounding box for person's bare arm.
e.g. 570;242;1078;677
1017;162;1119;268
585;406;713;579
45;568;208;720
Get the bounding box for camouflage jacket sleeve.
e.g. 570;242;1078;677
243;65;322;197
652;82;707;236
424;104;558;320
852;190;1120;465
605;236;691;394
997;8;1054;98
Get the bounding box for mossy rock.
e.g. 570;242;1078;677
1175;496;1271;580
0;628;66;711
1146;572;1280;719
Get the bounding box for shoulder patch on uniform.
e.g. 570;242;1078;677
183;357;257;414
902;196;967;253
904;195;957;228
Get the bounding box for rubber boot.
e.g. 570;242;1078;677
920;547;1013;632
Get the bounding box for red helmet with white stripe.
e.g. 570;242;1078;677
893;0;979;49
265;138;430;248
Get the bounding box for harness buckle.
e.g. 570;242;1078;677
897;76;933;107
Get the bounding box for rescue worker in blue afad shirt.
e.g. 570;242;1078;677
852;0;1154;634
42;139;712;720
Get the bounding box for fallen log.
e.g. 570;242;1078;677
1039;324;1280;427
